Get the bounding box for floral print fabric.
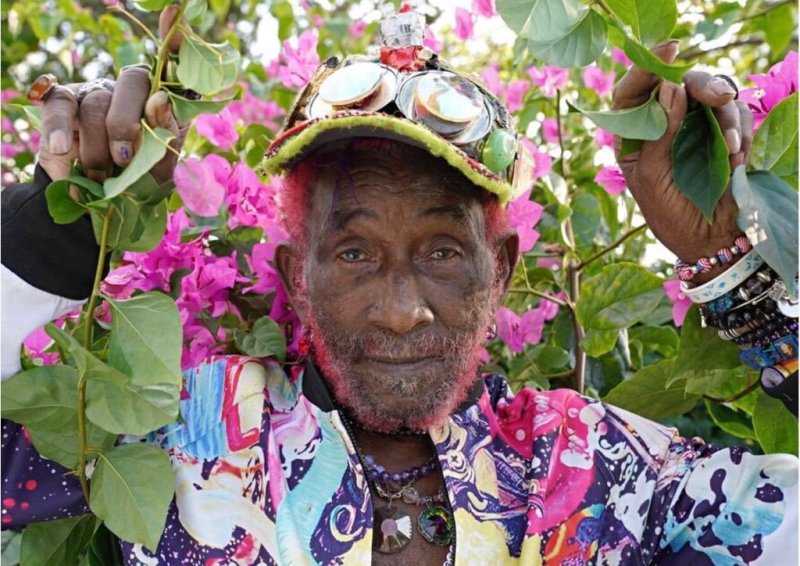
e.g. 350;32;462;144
2;355;797;565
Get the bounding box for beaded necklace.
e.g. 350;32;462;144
340;413;455;554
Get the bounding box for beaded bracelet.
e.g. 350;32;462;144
734;321;799;350
700;266;777;318
676;235;752;282
681;249;764;305
740;334;799;369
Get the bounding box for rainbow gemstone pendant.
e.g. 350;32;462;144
417;505;454;546
373;505;413;554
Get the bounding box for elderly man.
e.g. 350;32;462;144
2;11;797;566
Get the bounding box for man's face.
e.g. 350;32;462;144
279;144;513;432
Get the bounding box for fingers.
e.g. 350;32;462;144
106;65;151;167
145;91;182;184
683;72;737;107
612;40;679;110
78;90;114;183
711;101;742;154
732;101;754;168
160;6;184;54
41;86;78;157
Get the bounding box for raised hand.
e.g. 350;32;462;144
612;41;753;284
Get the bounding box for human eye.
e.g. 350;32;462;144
430;248;460;260
338;248;368;263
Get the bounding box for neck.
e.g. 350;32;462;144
351;423;436;471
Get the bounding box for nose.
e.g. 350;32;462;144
367;270;434;334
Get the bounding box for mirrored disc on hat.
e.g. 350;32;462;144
415;72;483;123
319;62;386;106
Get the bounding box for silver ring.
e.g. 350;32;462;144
77;78;116;105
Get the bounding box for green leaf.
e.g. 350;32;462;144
0;365;114;469
20;514;97;566
682;368;750;397
607;20;694;83
705;400;757;441
749;92;798;188
46;322;179;435
2;530;22;565
85;524;123;566
604;0;677;45
89;443;174;551
132;0;172;11
577;263;664;357
185;0;207;24
568;89;667;141
45;180;86;224
671;105;731;222
66;175;105;198
497;0;587;42
104;127;174;199
176;35;240;96
234;316;286;362
530;345;571;373
8;104;42;130
731;168;799;288
527;9;607;68
752;391;798;455
99;198;168;253
166;88;239;122
604;359;700;419
670;308;741;383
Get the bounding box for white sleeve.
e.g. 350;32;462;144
1;265;85;380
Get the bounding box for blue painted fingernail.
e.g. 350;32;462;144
112;141;132;163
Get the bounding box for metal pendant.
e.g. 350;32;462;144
373;505;413;554
417;505;454;546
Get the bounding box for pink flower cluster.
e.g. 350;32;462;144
740;50;798;130
275;30;320;90
2;89;41;184
480;65;530;113
496;296;561;353
528;65;569;98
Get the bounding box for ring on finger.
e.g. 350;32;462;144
27;74;59;104
714;74;739;100
77;78;116;105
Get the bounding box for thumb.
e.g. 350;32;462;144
638;81;688;166
144;90;179;136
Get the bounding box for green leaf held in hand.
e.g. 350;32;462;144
235;316;286;362
607;20;693;83
20;514;97;566
568;88;667;141
577;262;664;357
604;0;677;46
604;359;700;419
104;126;174;199
45;180;86;224
749;92;798;188
89;443;174;551
177;35;240;96
731;167;799;289
166;86;240;122
0;365;114;469
671;105;731;222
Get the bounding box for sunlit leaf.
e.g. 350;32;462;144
568;88;667;141
176;35;240;96
528;10;607;67
607;20;694;83
89;443;174;551
605;0;677;45
672;105;730;222
750;92;798;188
731;168;799;288
104;126;174;199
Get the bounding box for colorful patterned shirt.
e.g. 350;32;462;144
3;356;797;565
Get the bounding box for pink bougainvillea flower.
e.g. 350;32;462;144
348;20;367;39
481;64;506;99
454;8;474;41
740;50;798;130
541;117;560;144
423;27;442;53
537;256;561;270
663;279;691;327
472;0;495;18
611;48;632;67
528;65;569;97
277;29;320;90
505;79;529;113
496;306;546;353
174;157;227;217
594;165;627;196
594;128;615;149
520;138;553;184
195;108;238;151
507;189;544;253
583;65;616;97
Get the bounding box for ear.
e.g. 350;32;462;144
274;242;308;323
494;232;519;304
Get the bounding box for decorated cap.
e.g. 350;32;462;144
263;10;533;205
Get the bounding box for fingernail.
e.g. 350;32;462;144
709;77;736;97
724;128;742;154
112;141;132;164
660;82;678;111
86;169;108;182
49;130;69;155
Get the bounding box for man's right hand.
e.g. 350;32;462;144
38;8;186;187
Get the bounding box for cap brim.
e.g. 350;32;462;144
264;112;513;204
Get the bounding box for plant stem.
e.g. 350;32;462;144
109;6;158;42
76;210;112;503
704;379;761;404
508;288;569;308
151;0;190;95
577;224;647;271
593;0;615;18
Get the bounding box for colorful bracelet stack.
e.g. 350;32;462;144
675;235;752;282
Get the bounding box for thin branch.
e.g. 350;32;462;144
108;6;158;43
577;224;647;271
678;38;777;61
567;265;586;393
704;379;761;404
507;288;569;308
